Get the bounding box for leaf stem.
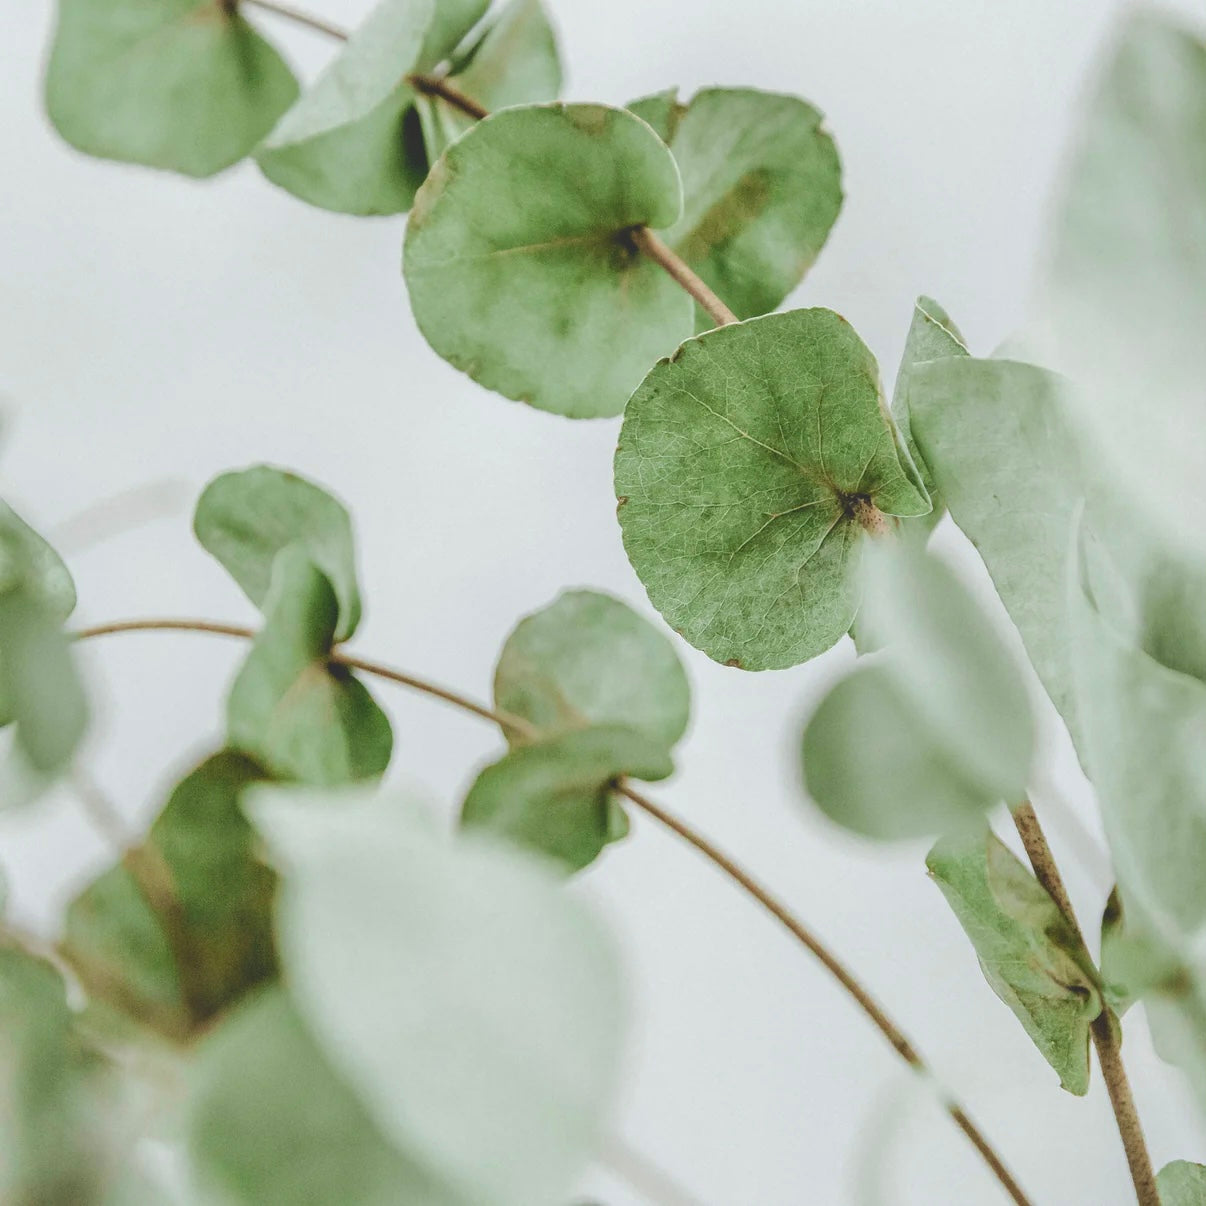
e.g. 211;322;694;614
1011;800;1158;1206
74;615;1032;1205
628;226;740;329
240;0;348;39
409;73;491;122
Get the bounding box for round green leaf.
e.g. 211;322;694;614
1157;1161;1206;1204
251;789;625;1206
494;589;690;749
255;0;434;215
403;103;690;418
416;0;563;162
45;0;298;178
631;87;842;329
461;725;673;872
614;308;930;670
194;465;361;641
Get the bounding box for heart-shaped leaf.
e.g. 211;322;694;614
615;308;930;670
494;589;690;750
403;102;690;418
927;827;1103;1095
45;0;298;177
630;87;842;329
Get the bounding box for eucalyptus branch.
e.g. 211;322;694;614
74;615;1033;1205
1011;800;1158;1206
409;73;491;122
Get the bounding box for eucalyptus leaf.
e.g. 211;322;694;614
0;502;76;621
615;308;930;670
403;102;690;418
45;0;298;178
461;725;673;871
256;0;434;215
1157;1162;1206;1205
416;0;490;69
63;751;276;1037
195;465;361;641
627;90;686;144
416;0;562;162
633;87;842;329
927;828;1102;1095
494;589;690;750
188;988;469;1206
227;549;392;786
251;788;625;1206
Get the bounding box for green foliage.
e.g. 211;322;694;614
493;588;690;750
255;0;435;214
630;87;842;329
226;548;392;785
404;102;690;418
194;466;361;641
927;828;1103;1095
461;725;672;871
803;543;1032;840
63;752;276;1037
615;308;929;670
1157;1161;1206;1205
45;0;298;178
251;788;625;1206
417;0;562;161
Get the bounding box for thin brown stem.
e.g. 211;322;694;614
629;225;740;328
75;615;1031;1203
409;73;491;122
240;0;348;39
1011;800;1158;1206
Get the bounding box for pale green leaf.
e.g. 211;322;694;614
63;751;276;1038
927;828;1102;1094
416;0;562;162
0;502;76;621
45;0;298;178
494;589;690;749
227;549;392;786
403;102;689;418
615;308;930;670
188;988;469;1206
461;725;672;871
627;89;686;144
1158;1161;1206;1205
1038;10;1206;562
194;465;361;641
636;87;842;329
251;788;625;1206
256;0;434;215
1098;889;1184;1019
415;0;490;69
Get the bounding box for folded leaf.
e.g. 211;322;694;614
494;589;690;750
227;549;391;785
927;828;1102;1094
45;0;298;177
251;788;625;1206
404;102;690;418
461;725;673;871
615;308;930;669
631;87;842;330
195;465;361;641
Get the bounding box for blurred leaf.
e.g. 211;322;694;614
188;988;470;1206
404;102;689;418
494;589;690;750
417;0;562;161
227;549;391;786
615;308;930;670
461;725;672;871
634;87;842;329
195;465;361;641
0;502;76;621
1038;10;1206;562
251;788;625;1206
1099;888;1185;1018
416;0;490;68
927;828;1102;1094
45;0;297;177
627;89;687;143
63;751;276;1038
1157;1161;1206;1204
256;0;434;215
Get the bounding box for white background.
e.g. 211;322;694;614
2;1;1204;1202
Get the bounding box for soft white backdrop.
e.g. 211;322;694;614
2;1;1203;1202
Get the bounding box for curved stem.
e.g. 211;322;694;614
241;0;348;39
1011;801;1158;1206
75;615;1032;1204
